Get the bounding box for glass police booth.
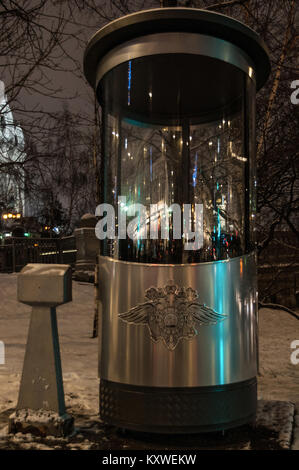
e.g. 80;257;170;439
84;8;270;433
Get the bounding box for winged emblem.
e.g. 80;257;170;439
118;281;227;350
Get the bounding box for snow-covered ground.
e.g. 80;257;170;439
258;307;299;404
0;273;298;419
0;274;98;418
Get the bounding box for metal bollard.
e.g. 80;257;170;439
9;264;74;437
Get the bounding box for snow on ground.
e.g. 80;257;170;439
0;273;298;419
0;274;98;417
258;308;299;404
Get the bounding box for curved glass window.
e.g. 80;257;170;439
98;54;256;263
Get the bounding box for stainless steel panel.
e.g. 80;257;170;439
96;32;255;86
99;253;258;387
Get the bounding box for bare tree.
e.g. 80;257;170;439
25;105;96;234
0;1;82;110
1;0;297;307
80;0;298;312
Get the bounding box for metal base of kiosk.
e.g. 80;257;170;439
100;378;257;433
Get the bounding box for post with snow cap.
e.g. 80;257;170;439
9;264;74;437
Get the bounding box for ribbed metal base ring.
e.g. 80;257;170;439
100;378;257;433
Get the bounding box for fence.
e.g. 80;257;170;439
257;231;299;308
0;236;77;273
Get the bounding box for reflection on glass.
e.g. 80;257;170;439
99;56;256;263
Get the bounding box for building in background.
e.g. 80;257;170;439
0;81;26;218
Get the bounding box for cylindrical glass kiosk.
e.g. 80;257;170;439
84;8;270;433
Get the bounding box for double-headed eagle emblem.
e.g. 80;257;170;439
118;281;227;350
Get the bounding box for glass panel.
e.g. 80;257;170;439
99;56;256;263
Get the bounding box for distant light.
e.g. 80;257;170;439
8;213;13;218
249;67;253;78
149;92;152;98
209;141;213;146
231;152;247;162
2;214;7;219
24;232;30;237
127;60;132;106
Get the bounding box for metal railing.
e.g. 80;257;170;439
0;236;77;272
